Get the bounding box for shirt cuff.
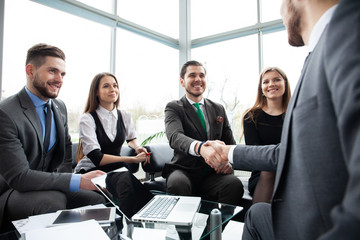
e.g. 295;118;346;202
228;146;236;165
189;141;201;156
70;174;81;192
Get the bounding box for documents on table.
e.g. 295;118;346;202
23;219;110;240
12;204;109;236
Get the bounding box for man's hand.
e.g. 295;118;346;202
80;170;106;191
214;162;233;174
203;140;232;169
199;143;215;159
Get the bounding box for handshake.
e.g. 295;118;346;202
198;140;235;174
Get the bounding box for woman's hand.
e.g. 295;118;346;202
135;146;147;154
134;151;150;164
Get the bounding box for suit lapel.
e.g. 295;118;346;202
181;96;207;139
273;52;313;195
18;88;43;147
204;99;217;140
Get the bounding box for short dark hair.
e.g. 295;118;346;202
26;43;65;67
180;60;206;79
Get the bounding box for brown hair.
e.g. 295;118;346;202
26;43;65;67
180;60;206;79
83;72;120;113
242;66;291;127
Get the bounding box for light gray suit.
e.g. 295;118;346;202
0;88;104;229
234;0;360;238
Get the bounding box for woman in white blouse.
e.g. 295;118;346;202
75;72;150;173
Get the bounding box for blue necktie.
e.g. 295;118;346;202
43;102;52;152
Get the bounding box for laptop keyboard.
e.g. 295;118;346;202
140;197;179;219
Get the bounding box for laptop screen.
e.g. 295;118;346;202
91;168;154;220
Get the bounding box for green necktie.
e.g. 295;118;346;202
193;103;207;133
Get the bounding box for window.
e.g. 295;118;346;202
261;0;282;22
118;0;178;39
115;28;178;142
3;0;111;140
192;35;259;142
1;0;306;145
77;0;114;13
263;30;308;91
191;0;257;39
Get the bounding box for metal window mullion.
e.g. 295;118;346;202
257;0;263;73
178;0;191;98
110;0;117;74
0;0;4;100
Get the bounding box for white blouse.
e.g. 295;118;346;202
74;106;136;173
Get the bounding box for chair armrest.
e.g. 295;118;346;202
120;146;139;173
141;143;173;174
71;142;78;170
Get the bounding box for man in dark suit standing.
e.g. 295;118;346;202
204;0;360;239
163;60;243;206
0;43;105;230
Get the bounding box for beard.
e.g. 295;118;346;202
286;0;305;47
185;88;203;98
184;82;205;99
33;74;59;99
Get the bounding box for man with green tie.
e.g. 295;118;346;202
162;60;243;206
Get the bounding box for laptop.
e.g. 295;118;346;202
48;207;116;226
91;167;201;226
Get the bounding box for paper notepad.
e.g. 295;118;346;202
24;219;110;240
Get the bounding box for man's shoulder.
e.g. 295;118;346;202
52;98;67;111
204;98;225;110
0;93;21;111
166;99;185;108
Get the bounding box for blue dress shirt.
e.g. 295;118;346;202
25;87;80;192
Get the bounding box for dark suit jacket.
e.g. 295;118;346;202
233;0;360;238
0;88;73;227
163;96;235;179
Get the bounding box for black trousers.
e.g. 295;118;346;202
166;169;244;206
105;171;153;218
5;189;105;222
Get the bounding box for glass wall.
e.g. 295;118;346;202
262;31;308;90
77;0;114;13
192;35;259;142
1;0;307;145
191;0;257;39
3;0;111;140
118;0;178;39
261;0;282;22
115;28;178;142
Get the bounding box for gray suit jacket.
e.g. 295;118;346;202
163;96;236;179
233;0;360;238
0;88;73;227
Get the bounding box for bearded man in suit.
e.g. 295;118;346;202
163;60;244;206
0;43;105;231
204;0;360;239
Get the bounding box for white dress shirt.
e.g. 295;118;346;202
185;96;210;156
74;106;137;172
